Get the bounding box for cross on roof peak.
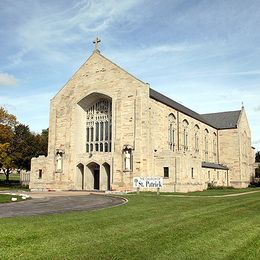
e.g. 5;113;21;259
93;37;101;52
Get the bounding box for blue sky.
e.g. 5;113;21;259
0;0;260;151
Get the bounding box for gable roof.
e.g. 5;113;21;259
55;50;241;131
201;110;241;129
149;88;241;130
149;88;215;127
202;162;229;170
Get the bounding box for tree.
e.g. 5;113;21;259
0;107;17;181
255;165;260;178
12;125;48;171
0;107;48;178
12;124;35;171
256;151;260;162
34;128;48;157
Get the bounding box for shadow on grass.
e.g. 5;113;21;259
0;180;29;191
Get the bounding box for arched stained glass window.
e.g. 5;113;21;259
183;120;189;151
168;114;176;151
194;125;200;153
86;99;112;153
204;129;209;161
213;132;217;162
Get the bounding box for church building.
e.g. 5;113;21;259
30;40;255;192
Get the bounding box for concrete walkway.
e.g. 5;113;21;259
0;191;126;218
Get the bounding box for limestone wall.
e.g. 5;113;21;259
218;108;253;188
30;51;151;191
30;51;254;192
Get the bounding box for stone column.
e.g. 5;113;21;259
100;164;108;190
85;166;94;190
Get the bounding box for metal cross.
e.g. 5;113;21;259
93;37;101;51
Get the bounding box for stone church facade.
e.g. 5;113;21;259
30;48;255;192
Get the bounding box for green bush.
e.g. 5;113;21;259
255;166;260;178
207;182;234;190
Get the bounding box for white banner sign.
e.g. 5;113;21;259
133;177;163;188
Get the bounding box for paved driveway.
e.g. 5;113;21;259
0;192;126;218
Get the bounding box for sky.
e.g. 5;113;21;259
0;0;260;151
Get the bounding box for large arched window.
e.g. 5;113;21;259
204;129;209;161
86;99;112;153
168;114;176;151
194;124;200;153
183;120;189;151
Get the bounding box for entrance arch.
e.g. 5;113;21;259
86;162;100;190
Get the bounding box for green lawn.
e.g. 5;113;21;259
160;187;260;196
0;194;22;203
0;192;260;259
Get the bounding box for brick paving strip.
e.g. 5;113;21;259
0;191;127;218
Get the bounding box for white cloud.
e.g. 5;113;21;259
254;104;260;112
0;72;18;86
253;139;260;145
5;0;143;67
0;92;54;132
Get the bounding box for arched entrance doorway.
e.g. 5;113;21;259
76;163;84;190
86;162;100;190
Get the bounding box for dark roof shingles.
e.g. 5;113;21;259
149;88;241;130
149;88;213;127
202;162;229;170
201;110;241;129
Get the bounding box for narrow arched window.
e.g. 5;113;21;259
204;129;209;161
86;127;90;142
104;142;108;152
90;127;94;142
95;122;99;141
194;125;200;153
105;121;108;140
100;122;104;141
213;132;217;162
183;120;189;151
168;114;176;151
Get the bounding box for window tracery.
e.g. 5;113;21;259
86;99;112;153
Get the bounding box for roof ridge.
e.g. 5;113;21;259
149;88;215;128
201;110;241;116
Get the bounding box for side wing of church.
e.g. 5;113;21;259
30;50;255;192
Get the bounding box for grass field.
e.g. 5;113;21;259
0;191;259;259
0;194;22;203
144;187;260;196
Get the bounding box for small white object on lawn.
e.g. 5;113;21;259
11;197;17;201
